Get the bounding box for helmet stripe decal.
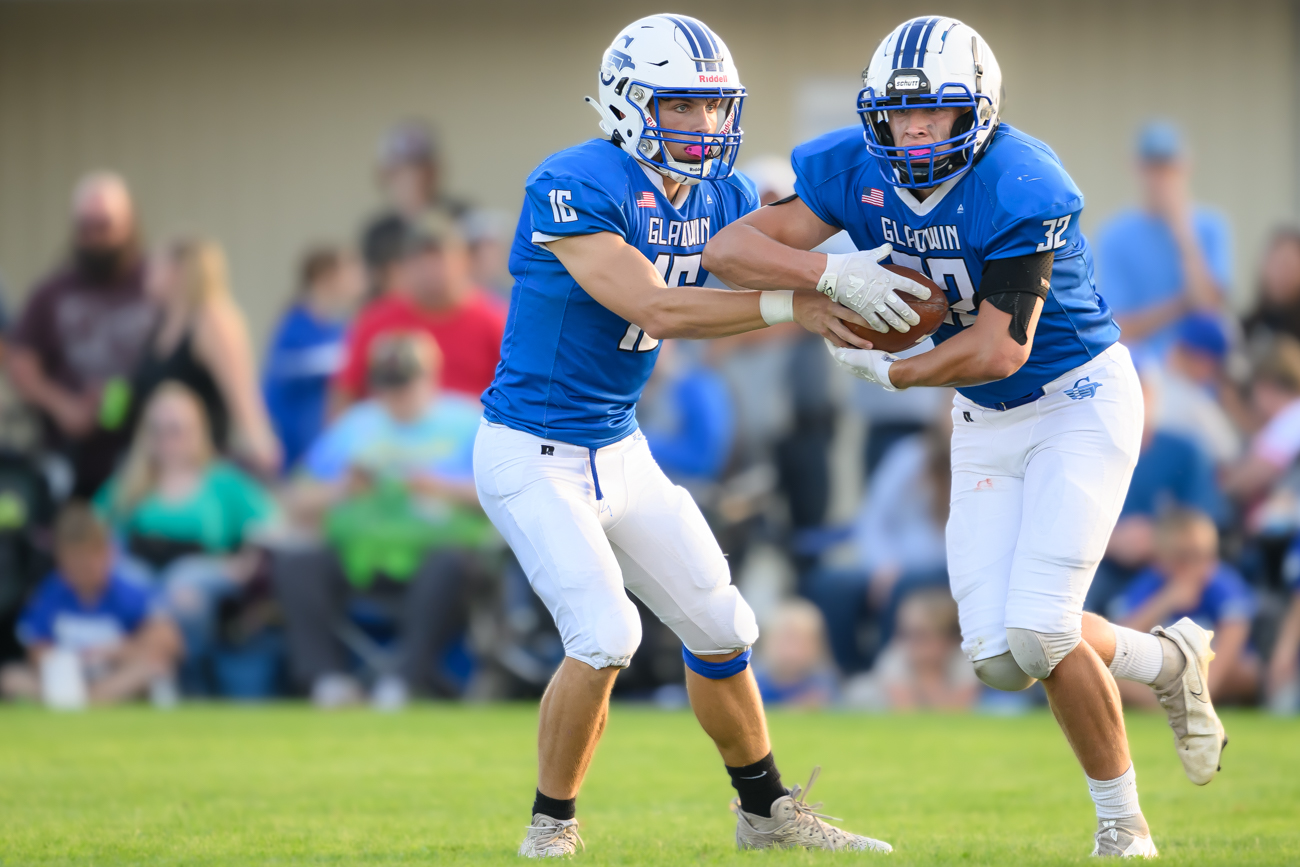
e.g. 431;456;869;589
915;17;942;64
664;14;702;58
900;17;934;67
891;21;912;68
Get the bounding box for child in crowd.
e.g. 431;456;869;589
1110;508;1259;706
843;589;979;712
263;246;365;470
752;599;838;707
0;503;181;706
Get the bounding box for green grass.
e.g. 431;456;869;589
0;705;1295;865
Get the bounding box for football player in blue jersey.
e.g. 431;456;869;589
475;15;906;857
706;16;1226;858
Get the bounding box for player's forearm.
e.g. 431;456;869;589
702;224;826;290
888;329;1026;389
640;287;768;339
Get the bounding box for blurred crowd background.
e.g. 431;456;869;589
1;0;1299;714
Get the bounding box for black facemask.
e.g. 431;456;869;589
74;245;126;283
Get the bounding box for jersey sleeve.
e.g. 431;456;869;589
526;173;629;242
982;154;1086;262
790;129;864;232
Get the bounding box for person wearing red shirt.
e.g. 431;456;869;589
333;214;505;410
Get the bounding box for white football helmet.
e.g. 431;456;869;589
858;16;1002;189
586;15;745;186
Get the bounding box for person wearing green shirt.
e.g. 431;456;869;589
94;381;276;694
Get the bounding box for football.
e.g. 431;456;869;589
844;264;950;353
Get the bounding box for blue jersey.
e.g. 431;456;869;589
482;139;759;447
793;124;1120;406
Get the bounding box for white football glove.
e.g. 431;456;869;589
816;243;932;334
825;339;901;392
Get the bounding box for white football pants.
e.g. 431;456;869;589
473;420;758;669
946;342;1143;663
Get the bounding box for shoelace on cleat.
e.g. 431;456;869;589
523;819;585;855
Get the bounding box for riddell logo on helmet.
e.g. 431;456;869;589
698;73;730;83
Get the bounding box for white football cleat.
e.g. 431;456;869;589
1092;814;1158;858
1152;617;1227;785
733;767;892;852
518;814;583;858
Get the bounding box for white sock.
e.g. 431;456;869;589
1107;626;1165;685
1087;764;1141;819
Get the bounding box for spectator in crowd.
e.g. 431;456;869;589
334;214;505;410
639;340;735;486
1222;335;1300;510
843;588;978;712
1094;120;1231;362
0;503;181;706
360;121;468;293
1268;536;1300;712
752;599;837;707
6;172;159;496
1242;226;1300;344
461;208;514;303
131;237;281;476
1090;368;1225;611
263;246;365;470
1109;508;1259;706
1149;313;1243;466
277;334;487;708
806;407;952;673
95;383;276;694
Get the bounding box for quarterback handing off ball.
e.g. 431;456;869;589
846;264;948;352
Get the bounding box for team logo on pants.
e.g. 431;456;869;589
1064;377;1102;400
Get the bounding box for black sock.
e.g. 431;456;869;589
532;789;576;821
726;753;787;818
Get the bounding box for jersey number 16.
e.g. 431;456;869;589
618;253;702;352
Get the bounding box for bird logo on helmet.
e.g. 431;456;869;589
858;16;1003;189
585;15;746;186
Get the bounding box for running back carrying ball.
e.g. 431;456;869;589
846;264;948;352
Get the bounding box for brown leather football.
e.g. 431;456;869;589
844;263;950;353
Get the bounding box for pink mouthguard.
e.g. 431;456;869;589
684;144;704;158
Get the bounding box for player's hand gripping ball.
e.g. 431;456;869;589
847;264;949;353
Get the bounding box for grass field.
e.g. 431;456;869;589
0;705;1296;865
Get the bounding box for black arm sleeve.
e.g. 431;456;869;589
976;251;1054;345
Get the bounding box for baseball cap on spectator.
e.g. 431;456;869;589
1176;312;1230;362
367;332;441;391
1137;120;1185;163
379;121;436;169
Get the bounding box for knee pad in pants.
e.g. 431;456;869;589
973;651;1036;691
1006;626;1081;680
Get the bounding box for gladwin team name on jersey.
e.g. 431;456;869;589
648;216;712;247
880;218;962;254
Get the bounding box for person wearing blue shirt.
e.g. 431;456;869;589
1093;121;1232;363
705;15;1227;853
0;503;180;705
262;247;365;470
476;15;887;856
638;340;735;484
274;333;485;707
1108;509;1259;707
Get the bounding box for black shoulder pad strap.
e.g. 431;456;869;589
766;193;800;207
977;250;1054;303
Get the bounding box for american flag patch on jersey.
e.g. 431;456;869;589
636;191;657;208
861;188;885;207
